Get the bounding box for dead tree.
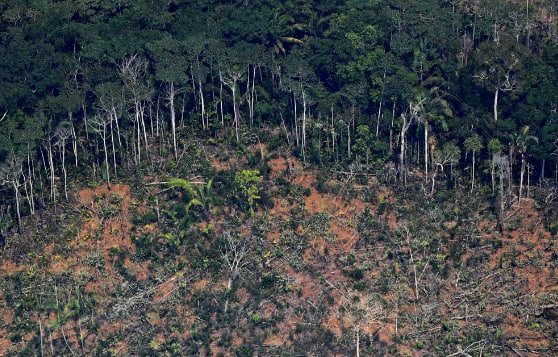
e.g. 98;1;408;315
118;54;152;163
221;69;243;143
54;122;73;200
90;115;112;186
337;287;385;357
220;232;251;313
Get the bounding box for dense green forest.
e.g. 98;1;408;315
1;0;558;356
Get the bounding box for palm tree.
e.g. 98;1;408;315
268;7;309;55
167;177;214;219
412;80;453;183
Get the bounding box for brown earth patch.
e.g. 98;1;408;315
193;279;209;291
236;288;251;305
263;333;285;347
0;334;10;356
0;260;26;274
268;157;287;178
323;314;343;338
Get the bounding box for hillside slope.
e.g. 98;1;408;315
1;142;557;356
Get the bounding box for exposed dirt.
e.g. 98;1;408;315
268;157;287;178
3;151;558;356
0;335;10;356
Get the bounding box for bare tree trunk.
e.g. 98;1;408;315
302;89;307;162
494;88;499;122
355;327;360;357
347;121;351;159
424;122;429;182
499;173;505;230
246;65;252;127
39;319;44;357
293;91;299;147
199;78;206;129
519;152;525;200
134;105;142;163
331;105;336;159
232;83;239;142
139;102;149;159
71;122;78;166
251;65;256;125
61;138;68;200
13;180;21;230
156;97;161;137
527;162;531;197
109;117;117;176
167;82;178;161
83;103;89;140
27;147;35;215
47;139;56;202
400;116;407;185
399;112;412;185
102;124;110;185
112;106;122;149
219;68;224;126
508;144;514;195
471;151;476;193
491;156;496;194
376;99;382;137
180;93;186;129
389;101;395;154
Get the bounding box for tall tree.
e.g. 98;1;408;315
464;133;484;193
473;34;530;122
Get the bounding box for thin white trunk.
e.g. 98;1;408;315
246;65;252;126
110;117;117;176
376;99;383;137
219;68;224;126
61;139;67;200
251;65;256;125
293;92;299;147
27;147;35;214
232;83;239;142
199;78;206;129
356;327;360;357
302;89;307;161
71;122;78;166
156;97;160;137
331;105;336;158
48;139;56;201
471;151;476;193
39;319;44;357
424;122;429;182
399;114;408;184
168;83;178;161
494;88;499;122
347;121;351;159
13;180;21;230
519;153;525;200
101;123;110;185
139;102;149;158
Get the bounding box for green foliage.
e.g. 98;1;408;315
488;138;504;155
464;133;483;154
234;169;262;216
168;177;214;218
